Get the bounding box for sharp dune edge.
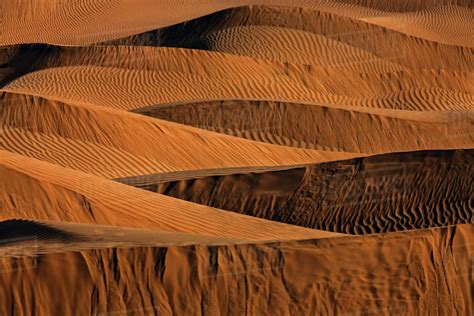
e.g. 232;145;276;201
117;149;473;234
2;0;473;46
0;219;240;251
1;150;341;241
0;1;473;315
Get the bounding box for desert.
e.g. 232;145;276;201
0;0;472;315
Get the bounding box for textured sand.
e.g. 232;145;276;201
2;1;473;46
1;1;472;315
136;100;474;153
119;150;473;234
0;224;471;315
1;151;341;241
0;219;238;253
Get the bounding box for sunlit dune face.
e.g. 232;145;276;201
0;1;472;315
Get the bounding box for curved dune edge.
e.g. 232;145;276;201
0;219;242;254
1;45;472;112
2;90;471;179
135;99;474;153
4;69;473;113
204;24;473;75
1;126;171;179
360;4;474;47
1;127;318;180
1;2;472;315
116;149;474;234
1;93;357;179
0;150;343;241
0;223;471;315
3;91;472;181
2;1;473;47
103;7;473;72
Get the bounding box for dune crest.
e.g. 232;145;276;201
1;1;472;314
2;1;473;46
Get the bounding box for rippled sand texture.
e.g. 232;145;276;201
0;0;473;315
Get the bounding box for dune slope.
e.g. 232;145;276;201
1;92;354;178
1;1;472;314
2;1;473;46
118;149;473;234
0;224;471;315
0;150;341;241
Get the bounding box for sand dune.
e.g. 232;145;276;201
2;1;472;46
0;65;324;110
1;93;356;178
1;1;472;314
1;43;471;177
2;45;471;112
2;91;471;179
113;6;472;71
205;25;407;71
135;100;474;153
361;4;474;46
1;150;342;241
2;41;474;116
1;127;165;178
0;219;238;255
0;45;287;83
3;64;471;112
118;149;473;234
0;224;471;315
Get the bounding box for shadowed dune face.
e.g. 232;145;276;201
1;0;473;315
118;150;473;234
135;100;474;153
0;224;471;315
105;6;474;70
0;220;80;244
2;1;473;46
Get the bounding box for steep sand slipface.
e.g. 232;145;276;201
0;224;471;315
118;149;473;234
136;100;474;153
1;93;355;179
0;151;341;241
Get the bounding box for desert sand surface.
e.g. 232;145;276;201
118;149;473;234
0;224;471;315
2;1;473;46
0;0;472;315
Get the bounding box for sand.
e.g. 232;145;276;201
0;224;471;315
119;149;472;234
2;1;473;46
0;1;472;315
1;150;341;241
